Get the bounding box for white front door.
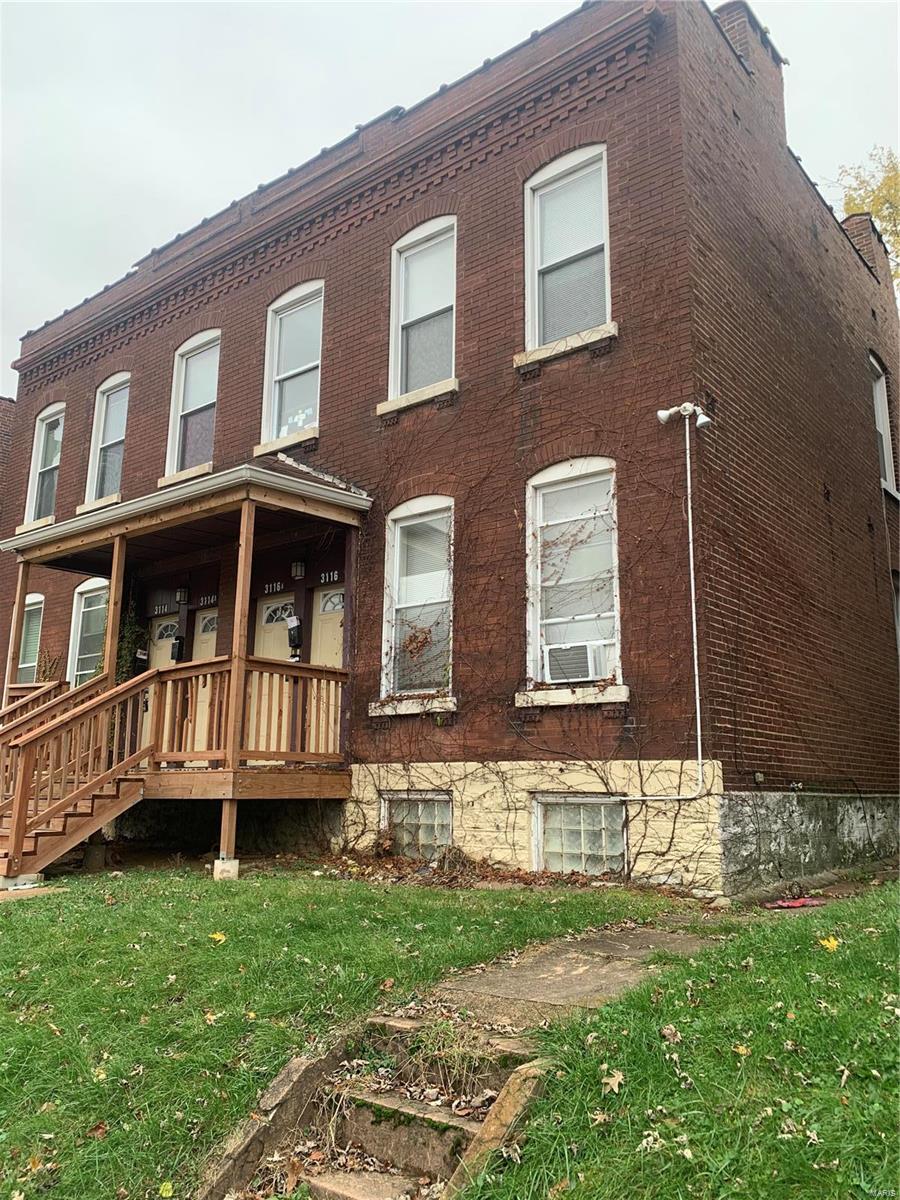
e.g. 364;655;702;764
192;608;218;661
310;587;344;668
148;615;179;669
254;594;294;661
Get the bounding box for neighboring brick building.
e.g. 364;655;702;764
1;0;896;893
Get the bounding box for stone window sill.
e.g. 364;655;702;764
76;493;121;515
376;378;458;418
514;683;630;708
513;322;619;371
368;695;458;717
882;482;900;503
157;461;213;489
15;514;55;535
253;427;319;457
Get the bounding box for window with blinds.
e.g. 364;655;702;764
167;331;220;475
27;404;65;522
391;219;456;398
89;376;129;501
384;499;453;695
871;355;895;490
73;587;108;686
525;147;609;350
17;599;44;684
265;284;323;441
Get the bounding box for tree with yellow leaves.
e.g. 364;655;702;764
839;146;900;282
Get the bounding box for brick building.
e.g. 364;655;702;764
0;0;896;893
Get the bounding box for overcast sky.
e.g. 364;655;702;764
1;1;897;397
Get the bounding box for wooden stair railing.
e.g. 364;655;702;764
242;657;347;763
2;670;157;876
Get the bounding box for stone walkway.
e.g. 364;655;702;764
432;925;708;1026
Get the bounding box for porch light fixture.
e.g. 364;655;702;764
175;587;189;604
657;402;712;429
291;560;306;579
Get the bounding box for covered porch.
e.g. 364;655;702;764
0;461;371;878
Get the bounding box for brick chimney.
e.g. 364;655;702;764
841;213;892;281
716;1;787;142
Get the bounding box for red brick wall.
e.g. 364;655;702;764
677;0;900;792
2;1;895;795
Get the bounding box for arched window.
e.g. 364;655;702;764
260;281;324;448
25;402;65;522
16;593;45;684
381;495;454;696
165;329;221;477
524;146;610;351
86;372;130;503
389;218;457;400
526;458;621;685
67;578;110;687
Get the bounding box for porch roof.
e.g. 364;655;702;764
0;459;372;571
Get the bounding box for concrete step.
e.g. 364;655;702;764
336;1085;480;1180
300;1166;420;1199
363;1016;536;1094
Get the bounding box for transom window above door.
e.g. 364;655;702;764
263;601;295;624
260;282;324;447
154;621;179;641
87;373;129;503
166;330;221;477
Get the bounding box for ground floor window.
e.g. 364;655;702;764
17;595;44;683
535;794;625;875
68;581;109;686
381;790;452;862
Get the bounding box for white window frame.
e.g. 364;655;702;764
381;494;454;698
871;355;896;492
525;457;622;687
388;217;457;401
66;577;109;687
85;371;130;504
165;329;221;477
532;793;627;875
260;281;324;447
524;145;611;352
17;593;45;684
379;789;454;861
25;401;66;523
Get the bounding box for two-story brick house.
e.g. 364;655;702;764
0;0;896;892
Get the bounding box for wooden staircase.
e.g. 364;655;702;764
0;774;145;879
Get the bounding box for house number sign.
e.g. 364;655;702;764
263;581;287;595
320;570;340;583
197;593;218;608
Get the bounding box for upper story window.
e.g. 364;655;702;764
390;218;456;399
871;355;895;491
261;282;324;444
17;594;45;684
87;372;130;502
26;402;65;522
527;458;621;686
525;146;610;350
382;496;453;696
166;330;220;475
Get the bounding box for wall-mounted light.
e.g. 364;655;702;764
657;402;713;429
291;561;306;580
175;587;189;605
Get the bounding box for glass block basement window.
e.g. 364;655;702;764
384;792;452;862
538;795;625;875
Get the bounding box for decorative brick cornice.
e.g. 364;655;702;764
16;5;660;394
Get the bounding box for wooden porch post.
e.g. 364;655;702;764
103;536;126;686
2;559;31;708
339;527;358;758
219;499;255;872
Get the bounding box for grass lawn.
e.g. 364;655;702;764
462;884;899;1200
0;868;670;1200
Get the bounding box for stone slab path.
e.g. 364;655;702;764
432;925;708;1026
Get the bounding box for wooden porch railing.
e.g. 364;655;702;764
0;656;347;872
0;680;69;726
242;657;346;763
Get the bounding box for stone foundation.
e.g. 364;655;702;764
719;791;899;895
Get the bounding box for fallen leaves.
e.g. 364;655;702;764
208;931;227;945
203;1010;221;1026
600;1066;625;1096
818;936;840;953
732;1044;752;1057
159;1183;174;1198
660;1024;682;1044
86;1121;108;1140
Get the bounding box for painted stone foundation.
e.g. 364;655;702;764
719;791;899;895
345;760;725;896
